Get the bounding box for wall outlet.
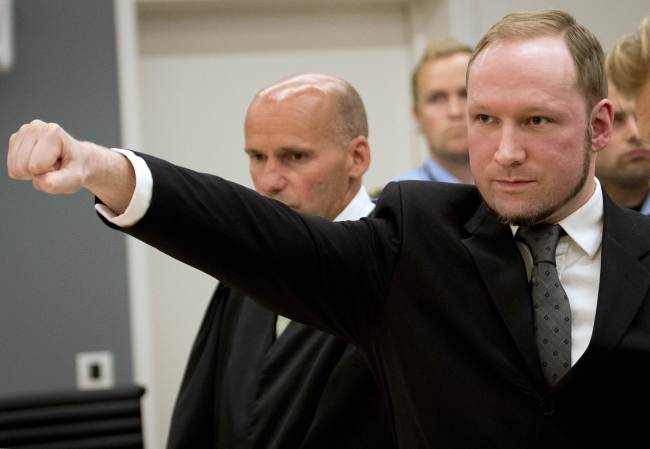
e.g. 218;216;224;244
75;351;115;390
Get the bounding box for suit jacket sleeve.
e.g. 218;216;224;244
101;152;403;344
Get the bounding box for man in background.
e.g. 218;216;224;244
595;79;650;214
607;16;650;144
394;38;473;184
166;74;393;448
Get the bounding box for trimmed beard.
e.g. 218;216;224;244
496;125;593;226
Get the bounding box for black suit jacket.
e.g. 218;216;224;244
114;153;650;449
166;280;394;449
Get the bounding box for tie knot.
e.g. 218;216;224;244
516;224;563;265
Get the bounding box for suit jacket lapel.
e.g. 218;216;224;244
461;203;545;387
576;194;650;370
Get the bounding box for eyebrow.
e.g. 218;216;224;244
244;146;315;155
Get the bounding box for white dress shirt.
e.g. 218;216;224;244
511;180;604;365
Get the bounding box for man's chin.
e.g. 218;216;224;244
488;200;550;226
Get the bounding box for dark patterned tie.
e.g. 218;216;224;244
516;224;571;386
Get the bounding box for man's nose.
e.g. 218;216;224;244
624;115;642;142
256;161;287;196
449;95;465;117
494;125;526;167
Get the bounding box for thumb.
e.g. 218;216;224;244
32;166;84;194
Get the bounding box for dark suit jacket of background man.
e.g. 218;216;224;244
108;153;650;449
166;278;394;449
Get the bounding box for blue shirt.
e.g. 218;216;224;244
393;157;462;183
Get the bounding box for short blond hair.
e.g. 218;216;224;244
606;16;650;98
411;38;472;104
467;10;607;111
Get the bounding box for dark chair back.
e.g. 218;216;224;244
0;386;145;449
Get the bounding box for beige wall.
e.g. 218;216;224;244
135;2;420;446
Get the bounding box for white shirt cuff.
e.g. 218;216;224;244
94;148;153;227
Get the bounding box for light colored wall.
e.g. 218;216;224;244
136;2;417;445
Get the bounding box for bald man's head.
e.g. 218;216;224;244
254;73;368;147
243;74;371;220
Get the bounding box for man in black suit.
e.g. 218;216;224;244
165;73;393;449
8;9;650;449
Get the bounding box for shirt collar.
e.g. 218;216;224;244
510;178;604;258
334;185;375;221
423;157;462;184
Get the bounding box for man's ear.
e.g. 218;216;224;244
591;98;614;152
347;136;371;179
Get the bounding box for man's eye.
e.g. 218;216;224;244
290;153;305;161
427;93;446;104
528;116;549;126
477;114;492;124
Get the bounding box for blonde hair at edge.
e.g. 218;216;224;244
606;16;650;98
467;9;608;112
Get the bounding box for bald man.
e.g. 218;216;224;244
166;75;394;449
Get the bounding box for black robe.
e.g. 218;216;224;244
166;283;394;449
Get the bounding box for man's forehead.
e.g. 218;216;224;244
418;53;469;86
467;35;578;99
608;82;635;110
472;35;571;70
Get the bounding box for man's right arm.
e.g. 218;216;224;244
7;120;136;215
7;120;402;343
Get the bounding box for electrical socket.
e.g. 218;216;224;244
75;351;115;390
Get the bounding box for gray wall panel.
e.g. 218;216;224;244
0;0;132;394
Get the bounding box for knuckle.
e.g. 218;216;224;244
27;159;42;174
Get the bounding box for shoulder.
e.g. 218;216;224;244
392;166;428;182
371;180;482;232
603;195;650;259
377;180;480;210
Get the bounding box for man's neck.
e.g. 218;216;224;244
431;154;473;184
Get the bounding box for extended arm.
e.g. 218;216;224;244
7;121;401;343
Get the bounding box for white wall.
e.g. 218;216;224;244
119;0;650;446
136;2;417;445
446;0;650;51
